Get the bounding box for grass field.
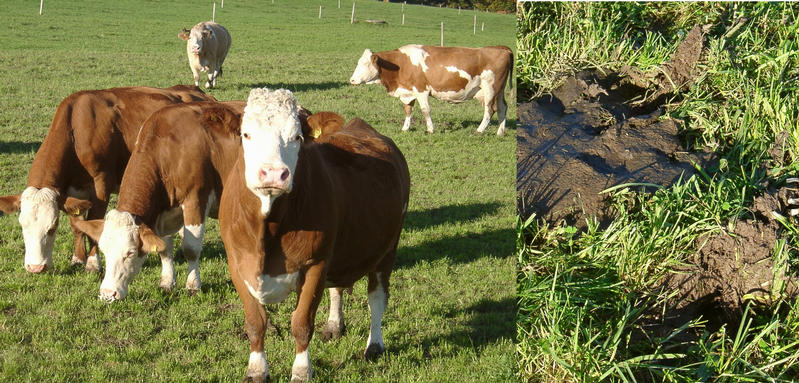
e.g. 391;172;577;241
0;1;516;381
516;3;799;382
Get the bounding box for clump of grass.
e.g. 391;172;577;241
517;2;799;381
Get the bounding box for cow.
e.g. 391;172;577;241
71;101;247;301
215;88;410;382
178;21;231;89
349;44;513;135
0;86;213;274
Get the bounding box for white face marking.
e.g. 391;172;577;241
98;209;147;301
291;350;312;382
244;272;299;305
187;28;204;54
241;88;303;217
18;187;59;270
366;273;387;349
350;49;380;85
247;351;269;378
398;44;430;72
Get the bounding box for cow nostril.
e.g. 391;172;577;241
100;288;120;301
258;168;268;181
280;168;289;181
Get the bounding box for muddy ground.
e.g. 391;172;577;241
517;25;715;227
517;25;799;341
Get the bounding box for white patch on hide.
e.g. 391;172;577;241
398;44;429;72
244;272;299;305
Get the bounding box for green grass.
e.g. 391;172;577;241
517;2;799;382
0;1;516;381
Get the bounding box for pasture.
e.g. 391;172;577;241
0;1;516;381
516;3;799;382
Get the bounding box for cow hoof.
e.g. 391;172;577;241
159;278;175;292
70;255;86;266
321;321;345;342
496;130;505;136
364;343;385;361
85;256;101;273
242;373;269;383
474;130;485;136
205;82;213;89
290;370;311;383
186;288;200;296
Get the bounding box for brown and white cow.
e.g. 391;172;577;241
349;44;513;135
178;21;231;89
72;101;247;301
216;89;410;382
0;86;213;274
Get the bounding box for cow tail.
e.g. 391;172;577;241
508;49;515;103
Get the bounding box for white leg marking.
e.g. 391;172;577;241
477;71;497;134
247;351;269;378
416;93;434;133
291;349;312;382
496;93;507;136
159;236;176;290
71;254;84;266
85;254;100;272
327;287;343;329
402;115;412;131
182;223;205;291
366;273;387;349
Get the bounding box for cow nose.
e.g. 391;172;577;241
350;79;356;85
258;167;290;187
25;263;47;273
100;288;120;301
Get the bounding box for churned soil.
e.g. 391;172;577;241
517;25;715;227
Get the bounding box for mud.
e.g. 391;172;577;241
517;26;716;227
641;186;799;340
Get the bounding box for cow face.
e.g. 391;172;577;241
240;88;303;217
183;26;212;55
17;187;60;273
82;210;165;301
350;49;381;85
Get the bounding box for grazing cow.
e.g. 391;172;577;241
216;89;410;382
72;101;247;301
0;86;213;274
349;44;513;135
178;21;231;89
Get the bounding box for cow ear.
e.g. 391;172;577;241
0;194;21;214
371;54;379;65
63;197;92;217
298;107;313;140
178;31;190;41
306;112;345;140
72;219;105;242
138;225;166;254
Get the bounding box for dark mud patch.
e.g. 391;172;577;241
637;186;799;344
517;25;716;227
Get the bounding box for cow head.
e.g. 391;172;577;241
74;209;165;301
179;25;213;55
240;88;304;217
350;49;381;85
1;187;91;273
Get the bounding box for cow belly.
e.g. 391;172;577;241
390;87;419;104
430;76;482;104
245;272;299;305
153;206;184;236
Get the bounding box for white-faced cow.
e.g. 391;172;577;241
216;88;410;382
178;21;231;89
349;44;513;135
0;86;213;274
72;101;249;301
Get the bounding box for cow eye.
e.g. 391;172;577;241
242;132;250;140
126;250;136;258
294;134;303;142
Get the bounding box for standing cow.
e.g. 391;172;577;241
0;86;213;273
349;44;513;135
72;101;246;301
178;21;231;89
216;88;410;382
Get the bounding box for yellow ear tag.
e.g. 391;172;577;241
151;245;159;254
71;209;81;216
311;128;322;139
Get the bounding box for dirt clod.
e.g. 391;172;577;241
517;25;714;227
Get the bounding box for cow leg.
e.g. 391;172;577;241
291;263;326;382
415;92;435;133
68;214;88;266
191;65;201;87
321;287;345;342
475;87;496;135
230;256;270;382
85;177;111;273
364;270;390;360
159;235;176;291
402;100;415;132
205;71;214;89
182;198;207;292
495;90;507;136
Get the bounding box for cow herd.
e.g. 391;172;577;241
0;19;510;382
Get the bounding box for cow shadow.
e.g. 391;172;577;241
395;227;514;269
235;81;346;93
403;202;502;231
387;296;515;359
0;141;40;154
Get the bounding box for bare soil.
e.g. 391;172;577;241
517;26;715;227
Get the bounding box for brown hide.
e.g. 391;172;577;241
114;101;246;229
374;45;513;97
